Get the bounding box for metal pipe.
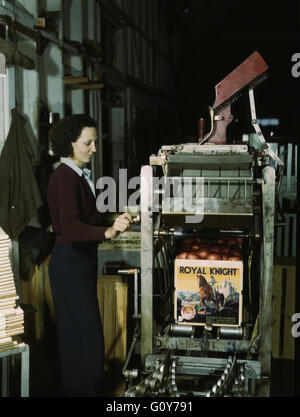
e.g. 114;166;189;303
199;108;215;145
140;165;154;364
118;268;140;319
134;268;138;318
122;325;140;377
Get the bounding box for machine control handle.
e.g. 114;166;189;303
198;118;205;141
118;268;139;275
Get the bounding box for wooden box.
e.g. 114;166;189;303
97;274;128;396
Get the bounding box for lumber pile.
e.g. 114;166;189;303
0;230;24;352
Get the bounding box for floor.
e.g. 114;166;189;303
3;311;61;397
29;317;61;397
22;308;124;397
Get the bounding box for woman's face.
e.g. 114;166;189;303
70;127;98;167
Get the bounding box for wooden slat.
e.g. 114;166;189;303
272;263;296;359
63;76;89;84
283;266;296;359
30;266;43;340
21;263;47;340
65;82;104;90
292;214;297;258
97;275;128;396
44;257;55;320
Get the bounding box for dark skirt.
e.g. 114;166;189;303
48;244;104;397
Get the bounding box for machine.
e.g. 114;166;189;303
104;52;284;397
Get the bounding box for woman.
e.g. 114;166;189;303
47;114;132;396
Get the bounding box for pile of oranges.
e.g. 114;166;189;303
176;236;243;261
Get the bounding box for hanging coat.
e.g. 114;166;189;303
0;108;43;239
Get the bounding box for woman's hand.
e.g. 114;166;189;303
104;212;133;240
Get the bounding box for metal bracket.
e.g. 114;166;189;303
199;108;215;144
249;89;284;166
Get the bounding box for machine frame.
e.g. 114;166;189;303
127;144;276;397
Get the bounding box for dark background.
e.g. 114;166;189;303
165;0;300;144
164;0;300;397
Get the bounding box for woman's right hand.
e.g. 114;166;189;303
104;212;132;240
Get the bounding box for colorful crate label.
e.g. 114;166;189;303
174;259;243;326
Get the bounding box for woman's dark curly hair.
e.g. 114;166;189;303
50;114;97;158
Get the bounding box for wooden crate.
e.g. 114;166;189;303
272;260;296;360
21;264;45;340
97;275;128;396
21;256;56;340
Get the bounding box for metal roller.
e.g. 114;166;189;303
170;323;195;338
218;326;243;339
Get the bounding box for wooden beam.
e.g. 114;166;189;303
63;76;89;84
65;82;104;90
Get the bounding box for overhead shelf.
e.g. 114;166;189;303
0;4;100;61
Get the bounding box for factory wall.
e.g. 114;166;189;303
0;0;170;339
0;0;170;179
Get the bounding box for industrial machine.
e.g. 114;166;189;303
103;52;284;397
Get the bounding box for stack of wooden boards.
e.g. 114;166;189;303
0;231;24;352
